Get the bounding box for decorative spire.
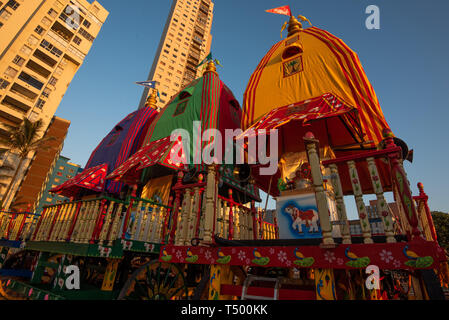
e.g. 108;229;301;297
287;15;303;37
203;59;218;76
145;88;158;110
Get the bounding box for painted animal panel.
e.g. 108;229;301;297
285;205;320;233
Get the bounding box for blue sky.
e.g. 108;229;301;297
55;0;449;213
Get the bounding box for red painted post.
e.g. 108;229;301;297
169;172;184;244
228;189;234;240
417;182;438;242
5;213;17;240
66;202;82;241
121;185;138;239
90;199;107;243
383;129;422;240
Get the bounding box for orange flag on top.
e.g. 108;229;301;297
266;5;292;17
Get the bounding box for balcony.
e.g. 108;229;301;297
17;71;44;91
1;95;32;113
50;21;74;43
33;49;58;68
25;60;52;79
9;83;38;103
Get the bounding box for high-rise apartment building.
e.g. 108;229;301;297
0;0;108;208
138;0;214;109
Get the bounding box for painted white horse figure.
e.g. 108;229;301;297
285;205;320;233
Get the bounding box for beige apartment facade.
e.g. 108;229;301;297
0;0;108;209
139;0;214;109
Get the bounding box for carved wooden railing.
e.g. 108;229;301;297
0;210;40;242
216;190;256;241
124;197;171;244
261;222;277;240
304;130;423;247
32;197;128;245
413;183;438;243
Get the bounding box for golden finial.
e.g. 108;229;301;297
203;59;218;76
145;88;158;110
282;15;312;38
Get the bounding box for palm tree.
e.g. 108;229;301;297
0;118;55;210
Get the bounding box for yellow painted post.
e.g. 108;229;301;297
137;203;149;242
98;201;116;245
85;200;101;243
304;134;335;246
130;201;143;240
72;202;87;243
209;265;234;300
151;207;163;243
141;204;153;242
101;259;120;291
314;268;337;300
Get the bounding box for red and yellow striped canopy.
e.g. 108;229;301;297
242;26;390;148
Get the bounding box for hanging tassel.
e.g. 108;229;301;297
280;21;288;38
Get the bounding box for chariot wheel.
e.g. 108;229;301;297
118;260;188;300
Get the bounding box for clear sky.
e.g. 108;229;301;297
54;0;449;213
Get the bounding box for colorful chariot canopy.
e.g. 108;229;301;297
106;136;187;185
242;15;391;148
49;163;108;198
238;93;358;140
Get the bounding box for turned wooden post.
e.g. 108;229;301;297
304;132;335;246
251;201;258;240
417;182;438;242
46;205;62;241
367;157;396;243
66;202;82;242
328;164;352;244
121;185;138;239
383;129;422;240
178;188;192;245
138;203;150;242
194;188;205;239
169;173;184;244
90;199;108;243
161;196;173;245
348;160;373;244
187;184;201;244
98;202;116;244
203;165;217;244
108;203;124;246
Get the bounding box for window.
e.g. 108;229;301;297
48;77;58;86
0;79;10;90
73;36;82;45
66;175;72;179
4;66;18;78
0;22;3;29
68;168;75;174
20;45;32;56
54;178;60;183
34;25;45;35
27;35;39;46
82;19;91;28
40;40;63;57
0;10;12;21
6;0;19;10
42;87;52;98
78;28;95;42
12;55;25;67
41;17;51;27
56;171;63;176
35;98;46;109
47;8;57;18
18;72;44;90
